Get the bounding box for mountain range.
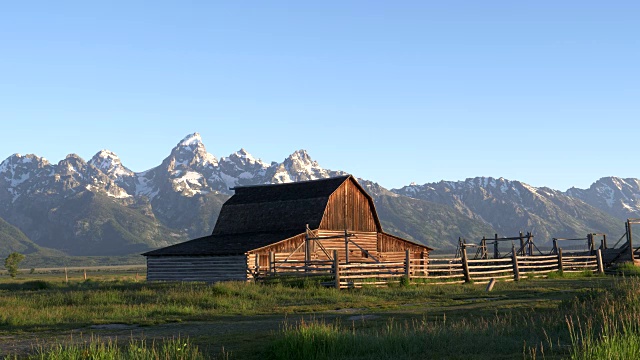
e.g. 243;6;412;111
1;133;637;263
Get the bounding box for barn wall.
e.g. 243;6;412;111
377;232;430;261
249;234;306;256
248;231;430;264
146;255;248;282
320;179;378;232
312;230;378;262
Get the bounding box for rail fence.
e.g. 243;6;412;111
258;248;604;289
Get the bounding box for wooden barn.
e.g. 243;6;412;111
143;175;432;282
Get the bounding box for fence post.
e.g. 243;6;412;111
557;248;564;273
596;248;604;274
345;230;350;264
461;246;471;283
269;251;275;275
405;249;411;280
628;220;635;262
333;250;340;289
255;254;260;279
511;245;520;281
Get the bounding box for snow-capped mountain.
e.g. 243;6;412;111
393;177;621;243
116;133;346;200
0;132;634;258
0;152;131;205
0;133;353;255
566;177;640;220
0;151;175;255
270;149;343;183
89;150;134;179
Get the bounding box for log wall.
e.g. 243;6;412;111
146;255;248;282
249;230;430;264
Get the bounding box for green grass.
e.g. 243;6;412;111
0;278;510;330
268;315;555;360
2;271;640;359
4;335;217;360
614;262;640;276
266;277;640;360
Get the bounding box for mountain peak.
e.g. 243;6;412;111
89;150;132;178
94;149;120;160
227;148;261;165
171;133;210;159
285;150;317;167
0;153;49;174
290;149;311;159
234;148;251;157
63;153;84;161
178;133;203;148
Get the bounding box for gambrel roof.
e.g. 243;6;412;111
143;175;428;256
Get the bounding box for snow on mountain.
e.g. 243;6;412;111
216;149;270;189
1;132;349;204
0;132;633;255
393;176;619;244
566;177;640;219
89;150;134;178
270;150;343;184
0;154;51;203
0;151;133;204
128;134;345;199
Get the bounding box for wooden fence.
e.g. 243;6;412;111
258;248;604;289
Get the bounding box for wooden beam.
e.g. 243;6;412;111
348;237;380;262
461;247;471;283
628;219;635;261
557;248;564;273
334;250;340;289
596;249;604;274
405;250;411;279
511;244;520;281
345;230;350;264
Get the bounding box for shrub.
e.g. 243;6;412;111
4;252;25;278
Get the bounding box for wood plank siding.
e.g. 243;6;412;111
319;179;379;232
248;230;428;264
146;255;248;282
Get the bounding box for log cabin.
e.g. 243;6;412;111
143;175;432;282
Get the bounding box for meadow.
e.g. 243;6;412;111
0;270;638;359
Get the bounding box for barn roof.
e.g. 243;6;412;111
144;176;352;256
143;175;431;256
142;230;303;256
213;176;351;235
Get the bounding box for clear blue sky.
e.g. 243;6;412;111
1;1;638;190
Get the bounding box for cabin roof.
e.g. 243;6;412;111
142;230;303;256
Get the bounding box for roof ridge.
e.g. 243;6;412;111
230;175;350;190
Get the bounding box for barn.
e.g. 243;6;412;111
142;175;432;282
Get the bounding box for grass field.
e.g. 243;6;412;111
0;270;638;359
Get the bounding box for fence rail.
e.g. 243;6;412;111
256;248;604;289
